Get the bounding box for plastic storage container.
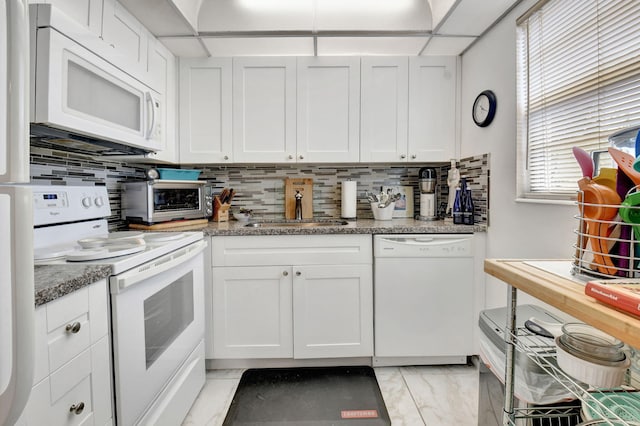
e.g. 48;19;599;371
157;168;201;180
609;125;640;156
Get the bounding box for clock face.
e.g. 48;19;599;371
472;90;497;127
474;96;490;121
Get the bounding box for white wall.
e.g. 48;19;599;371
460;0;578;309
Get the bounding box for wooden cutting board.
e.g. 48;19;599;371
128;218;209;230
285;178;313;219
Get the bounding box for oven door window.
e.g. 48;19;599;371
144;271;194;369
153;188;201;212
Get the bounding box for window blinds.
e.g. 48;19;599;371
518;0;640;197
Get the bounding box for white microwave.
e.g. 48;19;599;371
30;16;163;153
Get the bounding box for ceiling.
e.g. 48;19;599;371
118;0;521;57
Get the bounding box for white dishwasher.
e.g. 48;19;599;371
373;234;475;365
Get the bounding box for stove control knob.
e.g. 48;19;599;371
81;197;92;208
95;196;105;207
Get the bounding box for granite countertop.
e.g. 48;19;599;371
33;219;484;306
201;218;485;236
34;264;111;307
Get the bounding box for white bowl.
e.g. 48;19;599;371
233;212;252;222
555;336;630;388
371;201;395;220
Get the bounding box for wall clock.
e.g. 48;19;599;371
472;90;497;127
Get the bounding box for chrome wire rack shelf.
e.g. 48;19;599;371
573;189;640;279
506;325;639;426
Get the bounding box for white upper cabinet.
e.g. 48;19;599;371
179;58;233;163
232;57;297;163
297;57;360;163
45;0;103;35
146;37;171;94
360;57;409;162
101;0;148;77
407;56;457;162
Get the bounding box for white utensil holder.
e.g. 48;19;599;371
371;202;395;220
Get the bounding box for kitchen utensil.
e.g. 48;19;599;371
526;317;563;338
581;391;640;423
615;170;635;275
578;177;621;274
555;336;630;388
609;147;640;185
573;146;594;178
592;167;617;191
619;190;640;241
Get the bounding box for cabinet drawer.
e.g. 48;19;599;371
49;375;94;426
21;376;94;426
48;314;91;372
46;286;89;333
212;235;372;266
50;347;92;402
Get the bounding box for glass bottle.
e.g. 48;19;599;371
463;188;474;225
452;187;463;224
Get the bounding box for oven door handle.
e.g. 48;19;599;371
110;240;207;293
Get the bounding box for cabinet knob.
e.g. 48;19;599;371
400;154;406;159
288;154;294;160
299;155;304;160
283;271;289;276
223;155;229;161
65;322;81;334
295;271;301;276
69;402;85;415
411;154;417;159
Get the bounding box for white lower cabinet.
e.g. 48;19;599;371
292;264;373;359
210;235;373;360
17;280;113;426
212;265;293;359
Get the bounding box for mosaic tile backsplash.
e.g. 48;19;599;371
30;139;489;229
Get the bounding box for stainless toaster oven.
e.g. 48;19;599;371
121;180;213;224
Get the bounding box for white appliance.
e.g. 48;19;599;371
373;234;474;365
29;4;163;154
418;167;437;220
0;1;34;424
33;185;207;426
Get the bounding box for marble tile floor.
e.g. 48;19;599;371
182;364;479;426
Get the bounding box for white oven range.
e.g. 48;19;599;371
32;185;206;425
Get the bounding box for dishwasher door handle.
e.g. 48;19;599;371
378;236;471;246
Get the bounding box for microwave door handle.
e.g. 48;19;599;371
145;91;157;140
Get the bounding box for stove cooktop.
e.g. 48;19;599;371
35;231;204;275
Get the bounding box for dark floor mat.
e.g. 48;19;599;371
222;366;391;426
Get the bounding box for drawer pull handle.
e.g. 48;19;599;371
295;271;301;276
65;322;81;334
69;402;85;415
283;271;289;276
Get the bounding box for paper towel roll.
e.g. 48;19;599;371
341;180;357;219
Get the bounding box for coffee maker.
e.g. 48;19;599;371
418;167;437;220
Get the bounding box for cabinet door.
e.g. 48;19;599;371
179;58;233;163
233;57;297;163
360;57;409;162
146;37;171;94
408;56;457;162
101;0;148;77
297;57;360;163
146;42;178;162
212;266;293;359
48;0;103;35
292;264;373;359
